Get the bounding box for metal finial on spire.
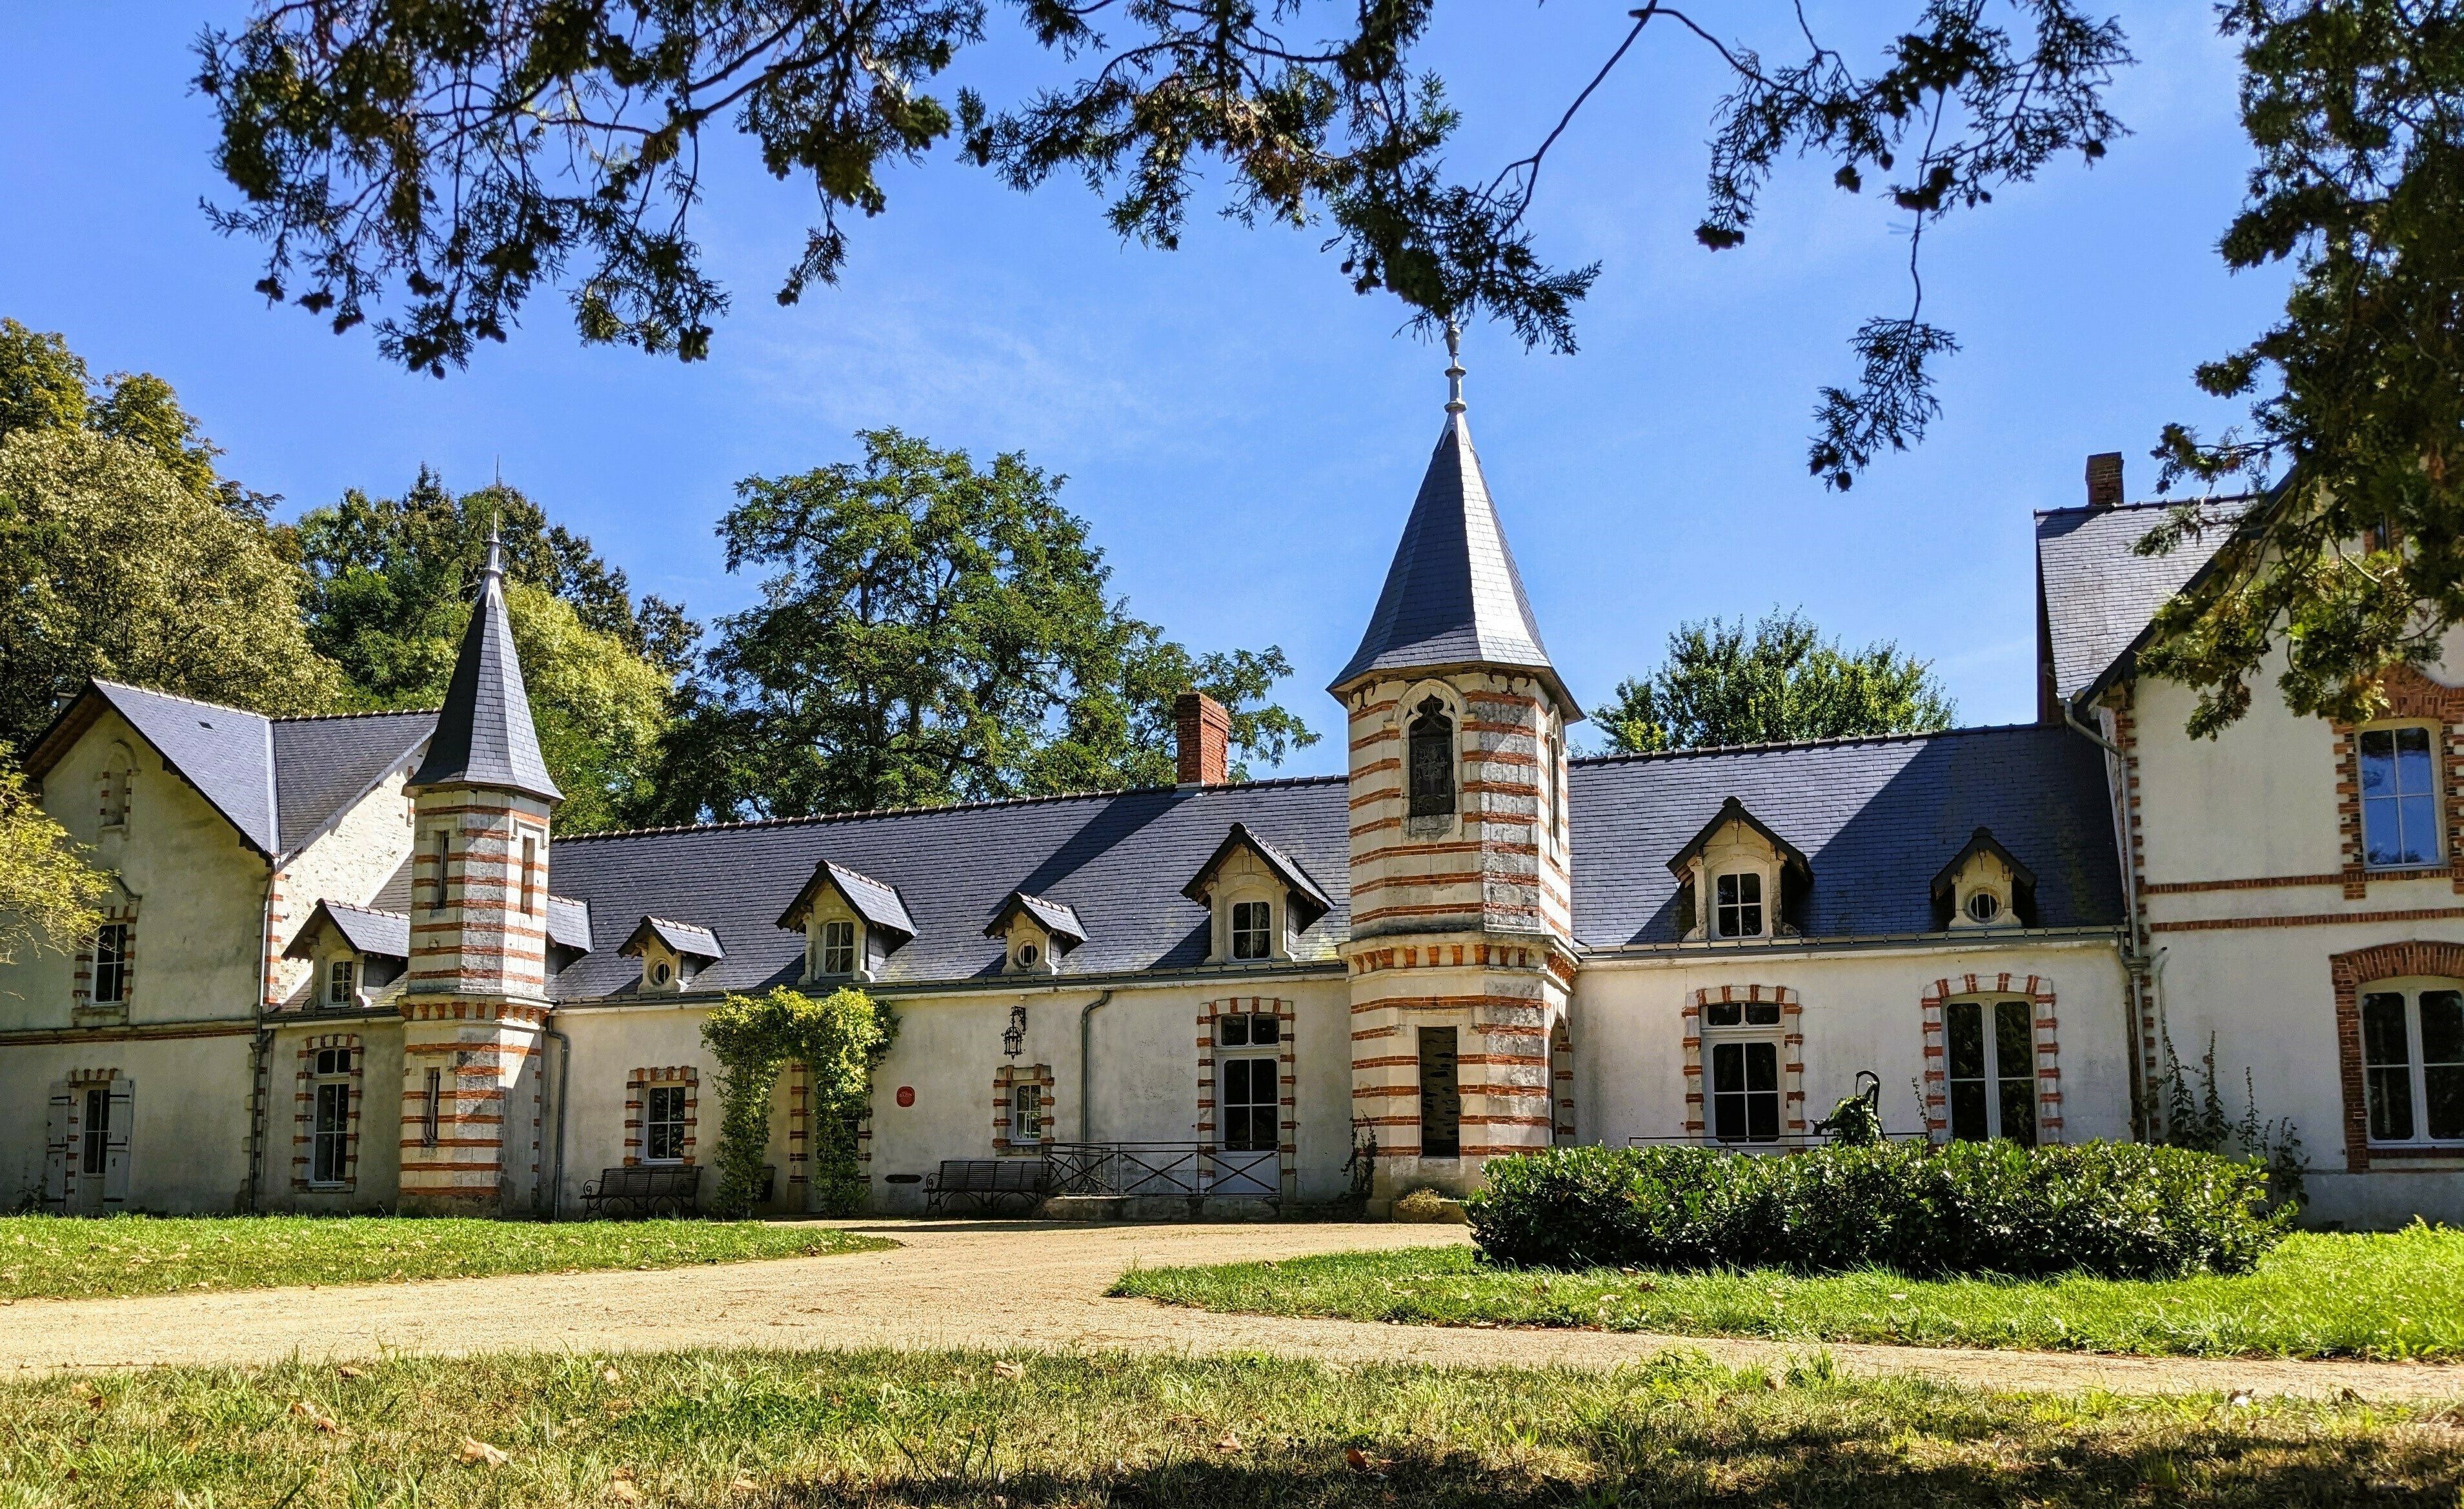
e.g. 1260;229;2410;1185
1443;319;1466;415
483;511;504;583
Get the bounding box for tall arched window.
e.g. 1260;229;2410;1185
1408;697;1455;817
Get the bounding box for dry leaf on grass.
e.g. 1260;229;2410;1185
288;1401;343;1434
459;1437;510;1467
993;1361;1023;1379
729;1477;759;1494
337;1366;368;1381
609;1482;643;1504
602;1366;623;1385
1215;1431;1240;1453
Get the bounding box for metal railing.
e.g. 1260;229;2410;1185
1042;1141;1281;1204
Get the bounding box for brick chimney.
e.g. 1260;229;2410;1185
2085;451;2125;508
1174;692;1231;786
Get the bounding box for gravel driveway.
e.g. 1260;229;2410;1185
3;1219;2457;1402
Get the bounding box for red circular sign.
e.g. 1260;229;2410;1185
895;1086;916;1108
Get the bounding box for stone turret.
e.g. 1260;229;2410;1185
398;527;560;1215
1331;330;1579;1207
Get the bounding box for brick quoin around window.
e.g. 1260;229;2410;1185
2332;666;2464;899
1680;985;1801;1140
1919;974;2063;1142
292;1033;366;1190
623;1066;698;1166
2328;940;2464;1172
1198;997;1297;1190
991;1062;1055;1153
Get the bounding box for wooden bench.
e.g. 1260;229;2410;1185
924;1158;1047;1215
580;1164;703;1219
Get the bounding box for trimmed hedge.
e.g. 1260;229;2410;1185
1466;1141;2289;1280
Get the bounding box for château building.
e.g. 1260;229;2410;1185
5;365;2458;1229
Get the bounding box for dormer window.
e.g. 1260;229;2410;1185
776;860;914;984
820;919;858;975
1668;798;1810;944
1182;822;1333;966
1714;872;1764;938
327;958;358;1006
618;917;723;995
1932;829;2037;931
1408;697;1455;818
985;891;1086;975
2361;725;2441;867
1231;900;1273;960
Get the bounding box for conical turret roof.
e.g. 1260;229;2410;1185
1329;400;1572;715
408;527;562;802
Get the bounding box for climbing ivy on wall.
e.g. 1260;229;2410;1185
701;986;899;1218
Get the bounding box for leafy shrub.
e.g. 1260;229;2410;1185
1466;1141;2288;1280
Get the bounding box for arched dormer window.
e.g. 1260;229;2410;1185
1408;697;1455;818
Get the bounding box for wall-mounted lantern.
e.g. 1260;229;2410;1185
1003;1002;1028;1059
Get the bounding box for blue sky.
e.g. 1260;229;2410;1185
1;3;2286;776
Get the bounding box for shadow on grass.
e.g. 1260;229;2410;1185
746;1428;2464;1508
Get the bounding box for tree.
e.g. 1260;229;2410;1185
294;474;691;829
1593;608;1955;753
1;318;242;507
2130;0;2464;738
0;429;344;752
196;2;2128;486
0;746;111;970
651;428;1315;820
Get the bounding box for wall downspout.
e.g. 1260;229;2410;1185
545;1024;572;1220
2063;700;2153;1141
244;867;278;1212
1077;991;1113;1142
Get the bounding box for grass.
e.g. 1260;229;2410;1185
0;1215;892;1301
1111;1226;2464;1362
3;1346;2459;1507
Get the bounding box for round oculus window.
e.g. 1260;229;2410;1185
651;960;673;984
1016;942;1041;967
1964;890;2002;924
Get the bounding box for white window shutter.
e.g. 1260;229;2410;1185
43;1084;71;1210
102;1078;135;1208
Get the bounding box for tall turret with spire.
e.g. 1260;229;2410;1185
398;523;561;1215
1331;327;1579;1206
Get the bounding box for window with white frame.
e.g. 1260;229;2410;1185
1713;872;1764;938
2360;725;2442;868
2361;986;2464;1144
1011;1082;1044;1143
1701;997;1781;1143
819;918;857;975
310;1046;354;1184
645;1084;689;1162
91;923;130;1004
1230;900;1273;960
327;958;358;1006
1945;998;2037;1144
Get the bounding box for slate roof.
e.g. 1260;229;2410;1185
272;711;436;851
542;778;1355;1000
409;531;561;803
1570;725;2125;946
284;899;412;960
546;894;594;954
1183;821;1335;930
538;724;2123;999
21;682;433;860
620;917;723;960
1331;411;1570;710
2037;498;2248;705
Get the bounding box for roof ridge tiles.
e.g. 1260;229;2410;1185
555;771;1351;843
85;678;275;716
1570;721;2053;767
2032;492;2259;519
276;705;443;724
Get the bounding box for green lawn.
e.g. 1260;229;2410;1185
1111;1226;2464;1361
0;1215;892;1300
6;1347;2459;1508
